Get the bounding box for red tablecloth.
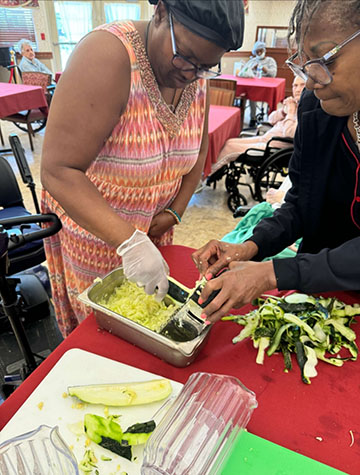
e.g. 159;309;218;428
219;74;286;113
1;245;359;474
0;82;48;118
55;72;62;83
204;105;241;178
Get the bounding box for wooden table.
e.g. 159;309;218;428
219;75;286;112
0;82;48;118
0;245;359;474
205;105;241;178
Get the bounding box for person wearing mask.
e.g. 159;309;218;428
210;75;305;175
18;39;52;75
240;40;277;127
40;0;245;337
192;0;360;324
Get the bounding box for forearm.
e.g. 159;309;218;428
42;167;134;248
170;150;206;216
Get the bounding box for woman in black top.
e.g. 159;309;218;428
192;0;360;322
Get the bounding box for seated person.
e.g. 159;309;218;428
222;176;300;258
18;39;52;76
238;41;278;126
210;76;305;174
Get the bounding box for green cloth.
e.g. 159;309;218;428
222;202;300;260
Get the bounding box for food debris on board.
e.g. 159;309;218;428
66;377;172;473
223;293;359;384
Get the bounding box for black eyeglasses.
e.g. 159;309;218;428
169;13;221;80
286;29;360;86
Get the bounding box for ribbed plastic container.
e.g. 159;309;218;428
0;425;79;474
141;372;257;475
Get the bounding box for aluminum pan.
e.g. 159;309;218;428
78;268;211;367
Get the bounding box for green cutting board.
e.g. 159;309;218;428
221;431;346;475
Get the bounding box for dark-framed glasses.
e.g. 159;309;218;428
286;29;360;85
169;12;221;80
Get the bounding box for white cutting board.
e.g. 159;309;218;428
0;348;183;474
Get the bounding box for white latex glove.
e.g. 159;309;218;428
117;229;169;301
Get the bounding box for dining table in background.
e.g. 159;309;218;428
219;74;286;113
0;82;48;118
205;104;242;178
0;244;359;474
55;72;62;83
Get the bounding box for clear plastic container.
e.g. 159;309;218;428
0;424;79;474
141;372;257;475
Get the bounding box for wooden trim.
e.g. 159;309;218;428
16;52;53;61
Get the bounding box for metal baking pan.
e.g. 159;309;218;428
78;268;211;367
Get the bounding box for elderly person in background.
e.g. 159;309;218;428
192;0;360;323
240;40;278;127
18;38;52;75
210;75;305;174
40;0;245;336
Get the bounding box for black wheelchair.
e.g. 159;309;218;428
206;136;294;212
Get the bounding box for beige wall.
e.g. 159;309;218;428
30;0;296;74
241;0;296;50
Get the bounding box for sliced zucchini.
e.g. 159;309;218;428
68;379;172;406
284;293;309;304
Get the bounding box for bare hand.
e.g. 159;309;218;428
198;260;277;323
191;240;257;278
148;212;175;238
283;97;297;115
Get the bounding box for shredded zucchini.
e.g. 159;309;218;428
224;293;359;384
97;281;178;332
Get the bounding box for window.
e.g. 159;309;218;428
54;1;92;68
104;2;140;23
0;7;36;50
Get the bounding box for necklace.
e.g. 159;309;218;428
352;111;360;152
144;21;177;112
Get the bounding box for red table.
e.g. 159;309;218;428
205;104;241;178
1;245;359;474
219;74;286;113
55;72;62;83
0;82;48;118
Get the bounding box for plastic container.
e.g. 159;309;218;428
0;424;79;474
141;372;257;475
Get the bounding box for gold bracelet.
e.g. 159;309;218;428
164;207;181;225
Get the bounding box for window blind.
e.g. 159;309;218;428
0;7;36;50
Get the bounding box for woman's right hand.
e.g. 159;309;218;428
191;240;258;278
117;230;169;301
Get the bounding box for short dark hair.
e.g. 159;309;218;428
288;0;360;51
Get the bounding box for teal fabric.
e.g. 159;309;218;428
222;202;299;260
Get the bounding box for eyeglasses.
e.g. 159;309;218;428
286;29;360;85
169;13;221;80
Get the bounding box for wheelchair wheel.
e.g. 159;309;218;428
13;119;47;134
227;190;247;213
225;162;243;193
254;148;293;202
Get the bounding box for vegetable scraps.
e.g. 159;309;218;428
223;293;359;384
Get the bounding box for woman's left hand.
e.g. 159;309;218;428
148;211;176;238
198;260;277;323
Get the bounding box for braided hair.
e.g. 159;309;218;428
288;0;360;52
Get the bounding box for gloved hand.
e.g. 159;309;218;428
117;229;169;301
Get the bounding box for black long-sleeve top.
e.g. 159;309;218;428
250;90;360;292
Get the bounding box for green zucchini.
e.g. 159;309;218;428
68;379;172;406
84;414;156;461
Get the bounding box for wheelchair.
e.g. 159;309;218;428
206;136;294;213
0;135;62;395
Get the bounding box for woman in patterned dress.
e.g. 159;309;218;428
40;0;245;336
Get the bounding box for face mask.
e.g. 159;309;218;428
257;52;265;60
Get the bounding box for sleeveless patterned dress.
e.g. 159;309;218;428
41;21;206;337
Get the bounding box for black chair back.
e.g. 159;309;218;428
0;155;24;208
